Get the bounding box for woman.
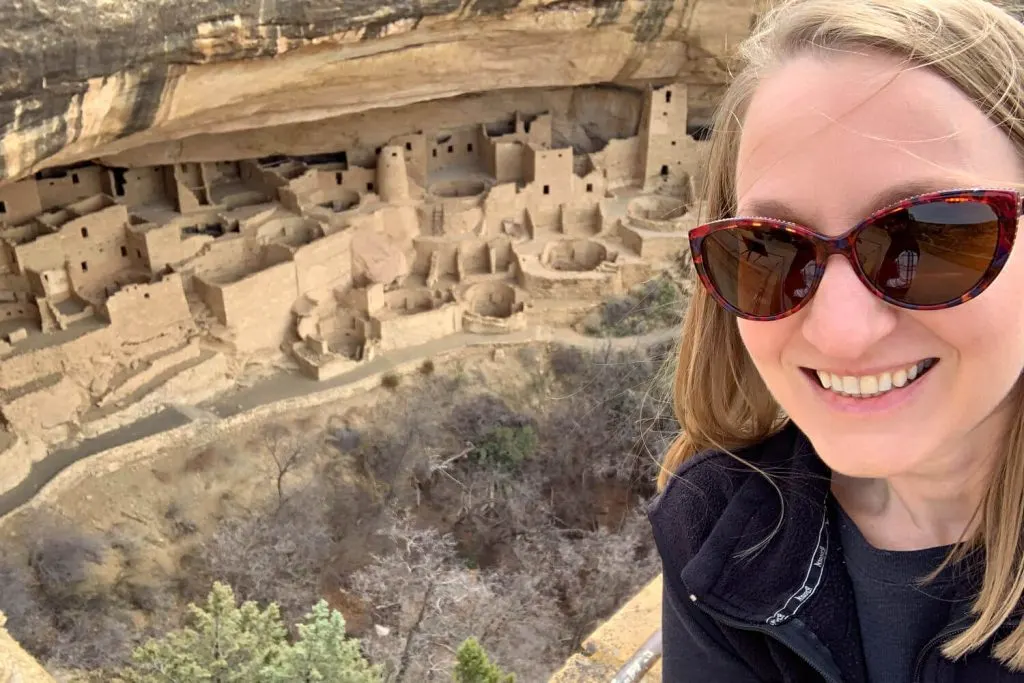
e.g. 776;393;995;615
649;0;1024;680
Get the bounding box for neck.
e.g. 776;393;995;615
831;412;1009;551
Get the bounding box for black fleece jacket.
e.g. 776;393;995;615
648;422;1023;682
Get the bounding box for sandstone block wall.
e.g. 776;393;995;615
103;274;194;343
218;260;298;352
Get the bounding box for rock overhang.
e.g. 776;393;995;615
0;0;759;184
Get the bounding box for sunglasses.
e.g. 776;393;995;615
689;188;1022;321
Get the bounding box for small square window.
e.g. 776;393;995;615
81;261;88;272
432;149;438;158
120;246;128;257
448;146;454;154
367;182;375;192
467;144;474;152
0;201;7;213
81;227;89;238
335;172;343;184
72;173;80;184
543;185;550;195
586;183;593;193
406;142;413;151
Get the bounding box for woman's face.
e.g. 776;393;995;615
735;51;1024;479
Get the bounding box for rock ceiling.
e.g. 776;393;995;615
0;0;761;184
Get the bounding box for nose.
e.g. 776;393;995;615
800;255;898;358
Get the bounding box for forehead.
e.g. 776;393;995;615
735;51;1022;222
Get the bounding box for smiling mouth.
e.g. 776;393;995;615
802;359;938;398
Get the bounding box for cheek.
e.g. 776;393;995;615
943;249;1024;366
736;318;797;375
930;282;1024;375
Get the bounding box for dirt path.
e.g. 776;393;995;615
0;326;679;519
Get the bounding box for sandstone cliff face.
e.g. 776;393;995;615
0;0;759;184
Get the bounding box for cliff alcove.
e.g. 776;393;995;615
0;1;760;680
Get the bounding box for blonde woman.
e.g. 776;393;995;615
649;0;1024;680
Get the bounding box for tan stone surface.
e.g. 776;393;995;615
0;614;55;683
3;376;90;437
549;574;663;683
0;1;760;184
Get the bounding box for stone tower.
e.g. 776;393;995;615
376;145;410;202
640;84;690;196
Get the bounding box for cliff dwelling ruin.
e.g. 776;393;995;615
0;83;706;487
0;0;771;679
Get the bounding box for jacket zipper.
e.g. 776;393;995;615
911;625;965;683
689;595;843;683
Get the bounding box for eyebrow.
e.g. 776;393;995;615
736;180;961;226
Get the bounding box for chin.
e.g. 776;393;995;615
798;423;931;480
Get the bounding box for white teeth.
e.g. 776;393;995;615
878;373;892;392
814;360;932;398
859;375;878;396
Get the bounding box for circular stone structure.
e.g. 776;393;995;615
541;239;607;272
428;178;489;199
626;195;691;232
628;194;688;220
467;282;518;318
318;189;360;213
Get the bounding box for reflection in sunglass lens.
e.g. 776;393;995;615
701;227;819;318
855;200;1000;306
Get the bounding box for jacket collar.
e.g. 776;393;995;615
677;422;833;623
663;423;867;681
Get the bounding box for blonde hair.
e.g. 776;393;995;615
660;0;1024;667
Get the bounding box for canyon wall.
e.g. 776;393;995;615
0;0;761;184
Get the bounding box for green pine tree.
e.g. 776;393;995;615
119;583;381;683
121;582;286;683
271;600;381;682
453;638;515;683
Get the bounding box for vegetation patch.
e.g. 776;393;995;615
582;274;685;337
0;342;677;681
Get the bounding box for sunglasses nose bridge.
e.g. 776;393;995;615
815;233;861;271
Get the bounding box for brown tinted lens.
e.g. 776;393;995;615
701;226;820;318
855;200;1000;306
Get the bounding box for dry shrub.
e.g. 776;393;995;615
184;484;335;626
548;345;586;378
4;517;138;670
183;445;220;474
0;560;53;655
447;395;534;445
29;525;112;609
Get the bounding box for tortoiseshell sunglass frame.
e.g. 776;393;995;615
688;188;1023;322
